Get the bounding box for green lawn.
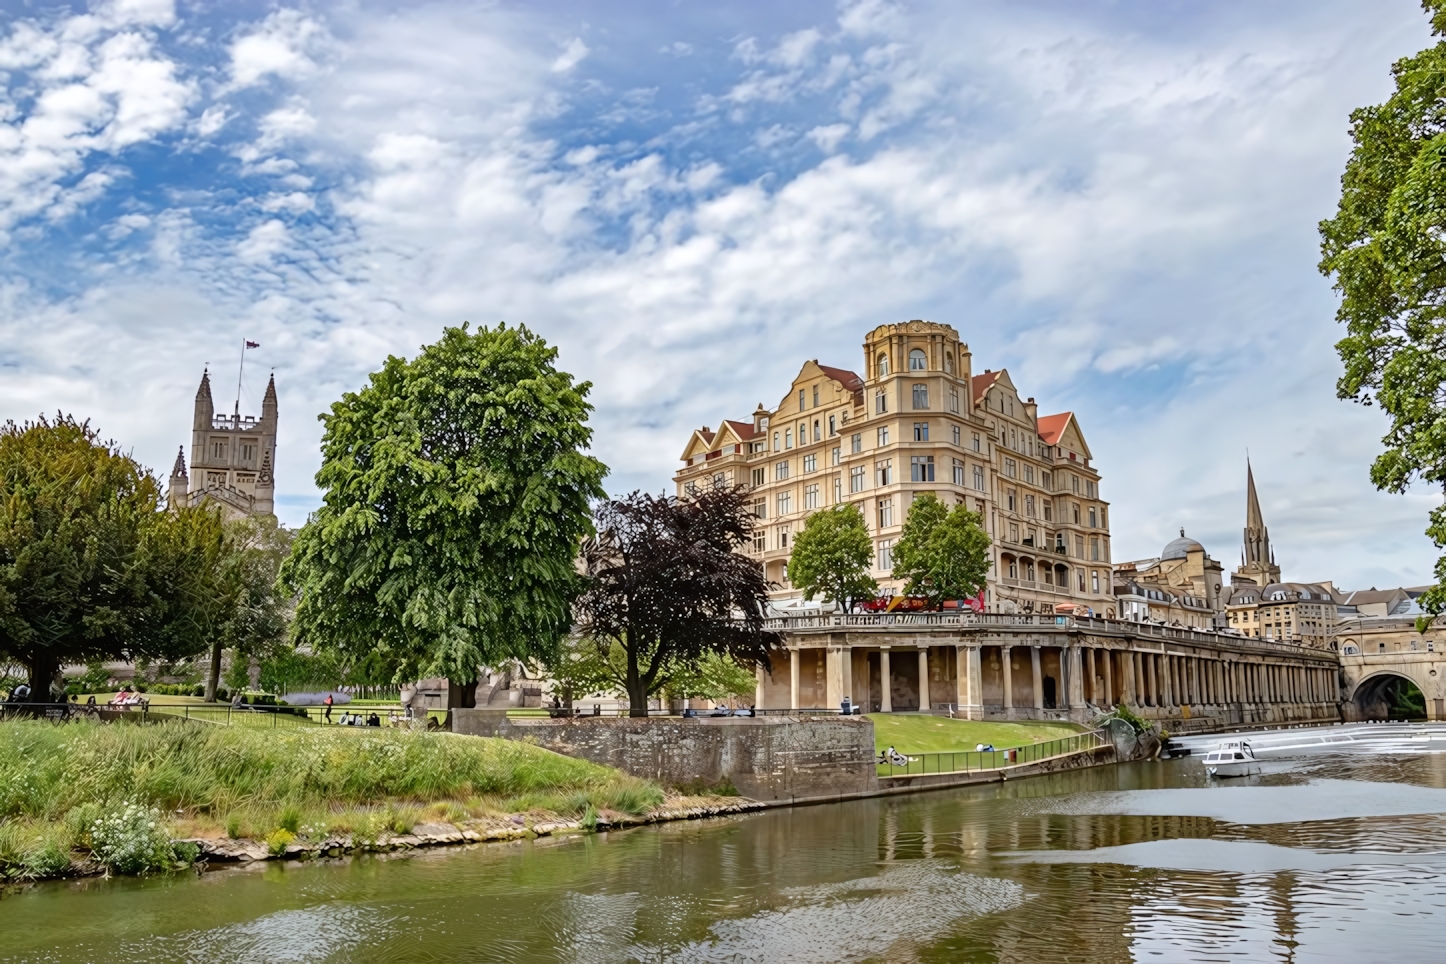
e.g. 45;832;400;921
867;714;1083;754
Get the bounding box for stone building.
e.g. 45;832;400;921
674;320;1114;615
1112;529;1225;629
167;369;278;521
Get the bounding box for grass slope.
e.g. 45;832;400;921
867;714;1083;753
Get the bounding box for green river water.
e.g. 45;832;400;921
4;731;1446;962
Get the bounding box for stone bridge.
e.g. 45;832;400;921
759;612;1340;728
1339;649;1445;721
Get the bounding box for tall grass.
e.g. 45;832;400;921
0;718;664;876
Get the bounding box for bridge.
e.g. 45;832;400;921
1338;634;1445;722
758;612;1341;728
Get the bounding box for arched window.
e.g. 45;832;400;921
785;429;793;449
944;352;953;374
813;420;821;441
877;353;890;376
909;349;927;371
772;432;780;450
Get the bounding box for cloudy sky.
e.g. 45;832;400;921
0;0;1439;591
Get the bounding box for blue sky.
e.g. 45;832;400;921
0;0;1440;591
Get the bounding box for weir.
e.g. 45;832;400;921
762;612;1342;729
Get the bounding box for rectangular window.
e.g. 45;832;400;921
1025;494;1035;517
753;498;767;519
878;498;894;528
1072;474;1080;494
211;440;227;460
834;477;842;504
878;426;890;446
713;472;725;489
877;539;894;571
850;466;866;493
913;421;929;441
240;442;256;462
1077;569;1086;591
973;465;985;490
911;455;935;482
804;483;820;509
1075;534;1085;558
851;433;862;454
785;429;793;450
829;415;837;436
875;392;888;414
1043;498;1053;522
798;389;806;412
751;467;765;487
753;531;766;552
912;383;929;409
777;491;792;515
1088;506;1097;528
804;454;817;473
876;459;893;486
1005;458;1017;478
1024;465;1034;484
812;386;819;407
952;459;964;486
1087;480;1098;499
948;387;959;413
775;461;790;481
1042;470;1052;489
972;432;981;453
1009;522;1019;543
1007;488;1016;511
1072;503;1080;524
779;524;790;549
1091;570;1101;594
1090;536;1100;561
951;425;961;446
830;446;840;467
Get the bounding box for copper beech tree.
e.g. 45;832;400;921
575;488;777;716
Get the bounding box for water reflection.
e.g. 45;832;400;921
3;729;1446;963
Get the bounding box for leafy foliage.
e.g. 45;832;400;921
202;515;295;700
87;802;177;875
786;504;877;610
280;324;608;691
890;494;991;606
575;488;777;715
1318;1;1446;615
0;415;227;694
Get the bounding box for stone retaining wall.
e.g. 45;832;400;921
451;710;879;801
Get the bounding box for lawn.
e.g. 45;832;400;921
867;714;1084;753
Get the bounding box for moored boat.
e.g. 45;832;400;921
1203;740;1260;778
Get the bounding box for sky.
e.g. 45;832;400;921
0;0;1440;592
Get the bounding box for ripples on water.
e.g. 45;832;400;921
3;723;1446;963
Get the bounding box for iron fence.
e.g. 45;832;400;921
876;728;1106;778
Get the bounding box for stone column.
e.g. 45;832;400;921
1067;645;1085;712
880;648;893;713
955;645;969;713
1002;646;1014;715
1164;655;1175;707
1147;654;1159;708
1101;649;1113;707
842;644;853;707
755;663;766;709
1031;646;1044;712
825;646;844;710
790;648;801;711
1124;649;1137;706
966;645;983;720
918;647;931;712
1086;648;1098;704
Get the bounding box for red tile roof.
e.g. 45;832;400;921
816;363;863;392
723;419;757;441
1036;412;1072;445
971;370;1002;406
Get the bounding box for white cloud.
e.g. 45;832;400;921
227;10;326;89
236;219;289;263
808;123;850;152
260;192;315;214
551;37;589;73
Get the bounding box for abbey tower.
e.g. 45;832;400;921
167;369;278;521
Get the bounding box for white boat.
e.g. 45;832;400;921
1203;740;1260;778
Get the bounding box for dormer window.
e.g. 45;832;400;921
909;349;927;371
877;353;890;377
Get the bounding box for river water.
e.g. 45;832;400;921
4;723;1446;963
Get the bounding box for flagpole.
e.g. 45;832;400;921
235;338;246;426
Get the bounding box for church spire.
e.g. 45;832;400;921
1246;458;1264;533
1236;459;1281;586
170;446;187;480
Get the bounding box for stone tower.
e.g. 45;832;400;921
168;369;277;521
1234;460;1280;587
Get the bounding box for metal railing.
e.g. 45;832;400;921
876;728;1106;778
0;699;445;730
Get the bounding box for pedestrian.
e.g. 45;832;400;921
323;692;334;723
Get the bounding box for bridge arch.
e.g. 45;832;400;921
1346;670;1432;722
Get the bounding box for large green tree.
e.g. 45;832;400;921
202;515;294;701
1320;0;1446;618
280;324;608;703
0;416;226;696
786;504;877;610
890;494;991;606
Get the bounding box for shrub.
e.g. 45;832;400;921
89;803;174;874
266;829;295;855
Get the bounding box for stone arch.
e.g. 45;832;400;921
1346;670;1432;722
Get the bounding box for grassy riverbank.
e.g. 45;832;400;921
0;719;665;879
868;714;1084;753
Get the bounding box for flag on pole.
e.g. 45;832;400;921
245;340;260;349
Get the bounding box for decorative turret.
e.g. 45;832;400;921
193;369;214;430
167;446;188;510
1235;460;1281;587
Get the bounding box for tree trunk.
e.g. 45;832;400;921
625;642;649;717
27;651;59;703
204;640;223;702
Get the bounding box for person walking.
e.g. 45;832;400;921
323;692;334;724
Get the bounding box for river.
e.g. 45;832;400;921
4;723;1446;963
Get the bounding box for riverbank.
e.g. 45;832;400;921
867;714;1084;753
0;719;745;881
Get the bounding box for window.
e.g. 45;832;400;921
850;465;866;493
1100;507;1108;529
206;471;225;485
876;459;893;486
945;352;953;373
775;461;790;481
911;456;935;482
1009;522;1019;543
1091;570;1101;594
1005;458;1017;478
952;459;964;486
1007;488;1016;511
834;477;842;504
1090;536;1100;561
778;525;790;549
1088;507;1097;528
909;348;927;371
877;353;890;376
1072;503;1081;524
948;388;959;413
713;472;726;489
913;421;929;441
1007;557;1018;578
912;383;929;409
751;467;765;487
1087;480;1098;498
684;481;697;496
851;433;862;454
1025;494;1035;517
1078;568;1086;592
813;420;821;442
1071;474;1080;494
878;426;890;446
972;432;981;453
1024;465;1034;484
753;531;766;552
777;491;792;515
1042;470;1051;489
878;498;894;528
241;441;256;462
829;415;837;436
877;539;895;570
1043;498;1053;522
876;391;888;414
951;425;961;446
804;483;820;509
211;440;227;460
812;386;819;407
973;465;985;490
753;498;767;519
804;453;817;473
785;429;793;450
773;432;780;451
830;446;840;467
798;389;806;412
1075;534;1085;557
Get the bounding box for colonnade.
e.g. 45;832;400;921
1076;646;1337;712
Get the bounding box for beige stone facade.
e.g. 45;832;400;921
674;320;1114;615
167;369;278;521
1113;530;1225;630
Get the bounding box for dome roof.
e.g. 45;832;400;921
1161;528;1203;560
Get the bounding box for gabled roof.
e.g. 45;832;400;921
971;370;1003;406
678;427;717;462
722;419;757;441
817;364;863;393
1036;412;1072;445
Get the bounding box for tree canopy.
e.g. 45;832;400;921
575;488;777;716
0;415;226;695
280;324;608;698
786;504;877;610
202;515;294;700
890;494;991;606
1319;0;1446;618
